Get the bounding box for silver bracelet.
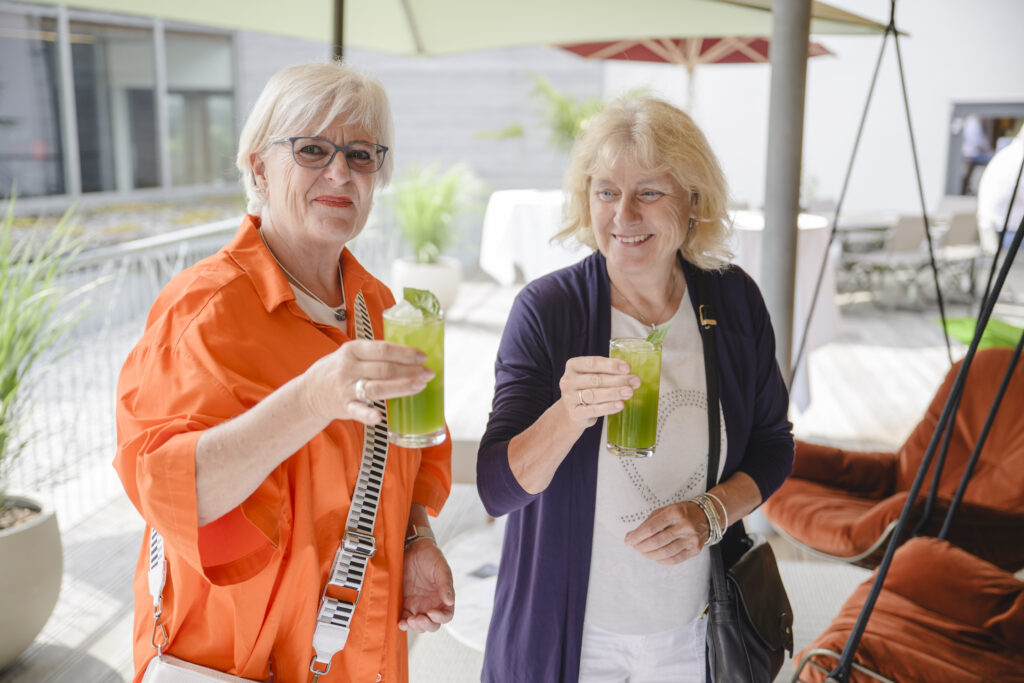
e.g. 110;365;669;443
703;491;729;532
692;493;723;546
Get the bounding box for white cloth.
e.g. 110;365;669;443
977;136;1024;252
578;619;707;683
583;301;726;636
728;210;839;411
478;189;592;285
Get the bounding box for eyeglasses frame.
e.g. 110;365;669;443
271;136;389;173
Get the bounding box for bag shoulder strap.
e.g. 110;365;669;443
694;267;721;490
693;268;731;597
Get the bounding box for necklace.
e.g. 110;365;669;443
610;271;678;332
258;229;346;321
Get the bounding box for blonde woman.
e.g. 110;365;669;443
477;96;794;682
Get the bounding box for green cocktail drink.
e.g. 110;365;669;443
383;299;446;448
607;338;662;457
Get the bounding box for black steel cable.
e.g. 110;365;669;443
892;26;952;364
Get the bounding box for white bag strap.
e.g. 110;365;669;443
146;290;390;682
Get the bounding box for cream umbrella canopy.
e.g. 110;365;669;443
27;0;885;55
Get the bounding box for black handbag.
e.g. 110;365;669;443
694;268;794;682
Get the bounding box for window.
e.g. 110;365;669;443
70;21;157;193
947;103;1024;196
166;31;235;187
0;11;65;198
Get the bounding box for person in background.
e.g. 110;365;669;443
961;114;995;195
476;96;794;682
115;61;454;682
977;123;1024;252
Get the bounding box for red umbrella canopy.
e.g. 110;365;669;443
561;36;833;74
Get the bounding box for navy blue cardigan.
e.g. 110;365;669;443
476;251;794;682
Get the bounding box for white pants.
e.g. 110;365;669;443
578;618;707;683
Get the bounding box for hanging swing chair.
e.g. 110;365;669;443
762;346;1024;571
788;204;1024;679
790;297;1024;681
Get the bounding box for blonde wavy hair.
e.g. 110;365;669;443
236;61;395;215
556;95;733;270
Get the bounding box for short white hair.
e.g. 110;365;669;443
236;61;395;215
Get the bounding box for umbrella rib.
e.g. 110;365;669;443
639;38;686;65
656;38;690;66
731;37;771;62
698;36;748;63
588;40;643;60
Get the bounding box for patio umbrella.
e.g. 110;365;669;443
28;0;886;55
558;36;834;109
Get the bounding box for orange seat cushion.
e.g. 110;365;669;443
796;538;1024;683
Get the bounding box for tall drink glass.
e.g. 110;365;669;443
382;305;446;448
606;337;662;457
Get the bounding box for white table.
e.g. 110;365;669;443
478;189;591;285
728;210;840;411
442;517;507;652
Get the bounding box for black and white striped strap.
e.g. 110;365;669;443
310;290;390;675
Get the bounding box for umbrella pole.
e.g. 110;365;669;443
685;66;696;113
762;0;812;385
333;0;344;61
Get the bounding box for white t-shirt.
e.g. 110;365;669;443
977;136;1024;252
582;299;727;635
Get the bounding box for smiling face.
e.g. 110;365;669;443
251;120;379;251
589;159;691;280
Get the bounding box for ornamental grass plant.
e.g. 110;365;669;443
0;198;86;519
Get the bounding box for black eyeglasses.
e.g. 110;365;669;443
272;136;389;173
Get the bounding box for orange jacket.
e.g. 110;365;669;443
114;216;451;682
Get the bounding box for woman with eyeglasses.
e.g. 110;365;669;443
115;62;454;682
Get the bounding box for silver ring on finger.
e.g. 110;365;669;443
576;389;588;407
355;377;372;405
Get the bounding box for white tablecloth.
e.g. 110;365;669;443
478;189;591;285
729;210;840;410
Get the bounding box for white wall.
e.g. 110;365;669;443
605;0;1024;215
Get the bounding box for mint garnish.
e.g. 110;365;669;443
403;287;441;317
646;324;670;346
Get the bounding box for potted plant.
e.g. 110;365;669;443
0;198;85;670
390;163;482;311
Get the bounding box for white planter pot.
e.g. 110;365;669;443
0;493;63;670
390;256;463;312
